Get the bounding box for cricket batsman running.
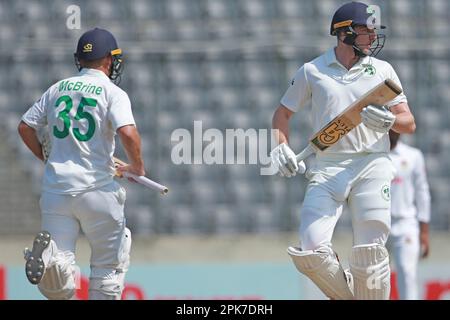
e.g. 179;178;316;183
18;28;145;299
270;2;416;299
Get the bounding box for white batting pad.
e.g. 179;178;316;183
117;227;132;273
38;251;77;300
350;243;390;300
88;228;132;300
287;246;354;300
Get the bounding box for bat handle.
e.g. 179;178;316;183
123;172;169;195
295;144;315;163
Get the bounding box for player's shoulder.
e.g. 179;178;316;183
369;57;395;72
109;81;128;95
107;82;130;102
98;80;131;107
291;49;327;70
305;52;327;69
295;58;320;78
301;50;335;76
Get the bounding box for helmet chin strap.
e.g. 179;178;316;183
345;25;368;57
338;36;366;59
353;44;368;57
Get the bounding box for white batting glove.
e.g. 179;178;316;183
360;105;396;134
270;143;306;178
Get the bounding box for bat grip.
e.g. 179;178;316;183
295;144;315;163
123;172;169;195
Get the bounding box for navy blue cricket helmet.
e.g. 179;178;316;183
330;2;386;57
74;28;124;83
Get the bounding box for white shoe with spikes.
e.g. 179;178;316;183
24;231;53;285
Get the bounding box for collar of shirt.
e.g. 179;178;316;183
324;47;372;84
79;68;110;80
324;47;370;72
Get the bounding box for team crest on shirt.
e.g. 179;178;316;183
381;184;390;201
362;64;376;77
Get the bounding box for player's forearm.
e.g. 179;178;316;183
419;221;429;235
419;221;430;258
272;105;294;145
391;102;416;134
392;113;415;133
17;121;45;162
117;125;145;175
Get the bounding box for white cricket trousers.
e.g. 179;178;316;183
39;181;128;295
300;153;395;250
388;218;420;300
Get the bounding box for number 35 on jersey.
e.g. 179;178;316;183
53;95;97;142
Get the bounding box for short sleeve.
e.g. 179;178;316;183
280;65;312;112
21;89;50;129
385;63;408;108
108;89;136;131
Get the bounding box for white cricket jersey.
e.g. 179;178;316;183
280;47;407;155
22;68;136;194
389;142;431;222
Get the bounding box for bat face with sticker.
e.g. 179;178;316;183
296;79;402;162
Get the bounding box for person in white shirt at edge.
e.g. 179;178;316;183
18;28;146;300
388;130;430;300
270;2;415;300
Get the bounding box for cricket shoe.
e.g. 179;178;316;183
24;231;53;285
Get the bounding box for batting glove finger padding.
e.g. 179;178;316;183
270;143;305;177
360;105;396;133
281;144;299;174
277;153;292;177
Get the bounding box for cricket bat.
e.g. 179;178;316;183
113;157;169;195
295;79;402;162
